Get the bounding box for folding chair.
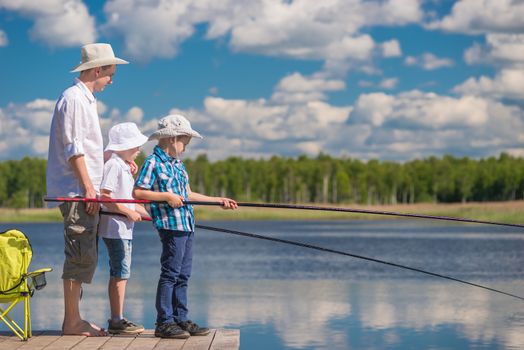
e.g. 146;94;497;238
0;229;52;340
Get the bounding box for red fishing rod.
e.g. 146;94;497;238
44;197;524;229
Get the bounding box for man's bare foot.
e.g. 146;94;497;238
62;320;108;336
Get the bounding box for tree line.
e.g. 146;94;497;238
1;153;523;209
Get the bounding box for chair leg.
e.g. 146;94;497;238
26;296;32;338
0;301;26;340
24;296;30;339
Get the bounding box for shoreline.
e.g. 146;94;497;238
1;201;524;224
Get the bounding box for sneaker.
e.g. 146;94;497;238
108;318;145;335
177;320;210;336
154;322;190;339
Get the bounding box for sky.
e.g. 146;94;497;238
0;0;523;161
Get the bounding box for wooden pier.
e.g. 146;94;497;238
0;329;239;350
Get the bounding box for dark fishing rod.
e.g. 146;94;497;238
99;210;524;302
191;201;524;230
45;197;524;229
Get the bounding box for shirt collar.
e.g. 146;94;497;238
154;145;180;164
111;152;131;171
74;78;96;104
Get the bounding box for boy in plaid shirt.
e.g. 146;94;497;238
134;114;237;339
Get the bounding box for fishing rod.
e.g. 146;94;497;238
45;197;524;229
98;210;524;302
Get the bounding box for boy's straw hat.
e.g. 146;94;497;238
148;114;203;140
105;122;148;152
71;43;129;73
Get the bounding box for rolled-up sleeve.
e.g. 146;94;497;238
61;98;85;160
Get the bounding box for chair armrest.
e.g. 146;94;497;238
26;268;53;291
26;268;53;278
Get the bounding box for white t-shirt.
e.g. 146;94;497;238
46;78;104;206
98;154;136;240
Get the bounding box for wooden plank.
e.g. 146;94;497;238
16;331;62;350
0;340;25;350
0;337;26;350
98;336;134;350
68;336;111;350
0;329;240;350
42;335;85;350
181;329;216;350
0;330;44;344
210;329;240;350
137;329;156;338
125;336;161;350
0;331;14;343
152;338;187;350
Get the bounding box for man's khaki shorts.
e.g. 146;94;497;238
59;201;99;284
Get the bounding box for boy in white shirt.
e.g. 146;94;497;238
98;122;149;334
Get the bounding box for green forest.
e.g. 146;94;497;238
1;153;523;208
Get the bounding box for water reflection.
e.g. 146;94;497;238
2;221;524;349
203;280;351;348
22;278;524;349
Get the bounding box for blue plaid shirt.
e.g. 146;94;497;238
135;146;194;232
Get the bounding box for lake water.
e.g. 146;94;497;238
1;219;524;349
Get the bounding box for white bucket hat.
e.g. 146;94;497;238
71;43;129;73
148;114;203;140
105;122;149;152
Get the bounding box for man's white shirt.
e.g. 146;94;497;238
46;78;103;204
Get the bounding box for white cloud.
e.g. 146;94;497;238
350;93;395;127
0;0;96;47
198;95;352;144
159;73;352;159
346;90;524;159
0;98;145;160
271;72;346;104
453;69;524;101
3;88;524;161
139;82;524;161
379;78;399;89
464;34;524;68
125;106;144;124
381;39;402;57
102;0;196;62
102;0;422;74
428;0;524;34
0;99;55;158
350;90;491;129
404;53;454;70
0;29;7;47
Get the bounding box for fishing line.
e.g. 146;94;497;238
97;210;524;302
45;197;524;229
195;224;524;302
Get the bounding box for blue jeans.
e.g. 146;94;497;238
156;229;194;325
103;238;132;279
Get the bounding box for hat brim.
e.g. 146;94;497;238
148;129;203;141
71;57;129;73
104;134;149;152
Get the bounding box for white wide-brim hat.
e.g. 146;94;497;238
71;43;129;73
105;122;149;152
148;114;203;140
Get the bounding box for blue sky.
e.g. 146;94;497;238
1;0;523;161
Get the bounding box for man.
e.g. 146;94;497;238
46;43;128;337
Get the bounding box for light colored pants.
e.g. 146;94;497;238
59;201;99;284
